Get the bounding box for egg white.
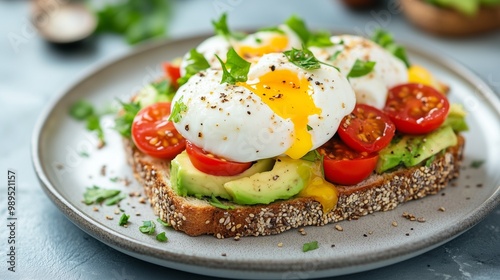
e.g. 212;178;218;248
310;35;408;109
172;53;355;162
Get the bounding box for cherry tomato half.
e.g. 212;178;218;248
132;102;186;159
338;104;395;153
318;137;379;185
163;62;181;88
384;83;449;134
186;141;252;176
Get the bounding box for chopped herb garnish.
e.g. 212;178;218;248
302;241;319;252
139;220;156;235
177;48;210;86
285;15;310;44
79;151;90;158
211;13;245;40
151;80;176;100
157;217;171;227
308;30;334;47
119;213;130;226
215;48;251;85
69;100;94;120
307;125;313;131
258;26;285;34
212;13;231;38
347;59;376;79
329;50;342;62
115;100;141;138
70;100;106;145
156;232;168;242
371;29;410;68
104;192;127;206
301;150;321;162
470;160;485;168
209;195;234;210
83;186;121;205
283;47;321;70
110;177;119;182
169;96;188;123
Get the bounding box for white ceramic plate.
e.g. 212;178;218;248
32;34;500;279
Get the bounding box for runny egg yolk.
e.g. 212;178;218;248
298;164;339;213
239;69;321;159
235;35;289;59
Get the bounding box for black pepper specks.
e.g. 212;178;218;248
184;125;189;131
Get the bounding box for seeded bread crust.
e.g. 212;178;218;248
125;136;464;238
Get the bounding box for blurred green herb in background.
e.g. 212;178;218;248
92;0;171;44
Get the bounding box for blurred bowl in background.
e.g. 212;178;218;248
401;0;500;36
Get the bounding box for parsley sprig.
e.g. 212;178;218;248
139;220;156;235
169;96;188;123
115;100;141;138
212;13;246;40
69;100;106;145
177;48;210;86
347;59;376;79
215;48;251;85
371;29;410;68
283;47;338;71
83;186;125;206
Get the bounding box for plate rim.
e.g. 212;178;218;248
31;33;500;276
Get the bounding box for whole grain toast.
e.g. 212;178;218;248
124;135;464;238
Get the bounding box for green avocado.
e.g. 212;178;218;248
170;151;274;199
135;80;175;108
442;103;469;132
376;125;458;173
223;157;314;205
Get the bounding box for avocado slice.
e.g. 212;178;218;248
442;103;469;132
170;151;274;199
377;125;458;173
223;157;314;205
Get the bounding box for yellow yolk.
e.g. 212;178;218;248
298;166;339;213
235;35;289;59
408;65;434;86
239;69;321;159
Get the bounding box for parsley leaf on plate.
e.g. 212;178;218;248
104;192;127;206
115;100;141;138
151;80;176;101
157;218;171;227
139;220;156;235
156;232;168;242
177;48;210;87
119;213;130;226
216;48;251;85
212;13;246;40
302;241;319;252
347;59;376;79
69;100;94;120
83;186;121;205
470;160;485;168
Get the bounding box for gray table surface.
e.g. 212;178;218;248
1;0;499;279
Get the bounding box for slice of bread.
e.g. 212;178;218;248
124;135;464;238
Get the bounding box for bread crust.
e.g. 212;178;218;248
125;136;464;238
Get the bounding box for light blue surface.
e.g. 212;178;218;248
1;0;499;279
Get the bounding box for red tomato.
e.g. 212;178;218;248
338;104;395;153
185;141;252;176
318;137;378;185
384;83;449;134
132;102;186;159
163;62;181;88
